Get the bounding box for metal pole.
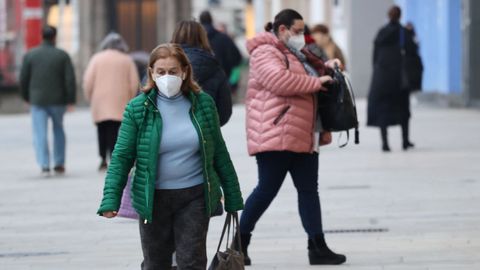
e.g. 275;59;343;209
58;0;65;48
71;0;79;55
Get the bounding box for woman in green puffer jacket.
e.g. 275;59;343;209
97;43;244;270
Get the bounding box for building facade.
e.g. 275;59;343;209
0;0;192;112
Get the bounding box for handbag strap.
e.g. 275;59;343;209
216;213;232;253
232;212;242;252
342;70;360;145
338;130;349;148
215;212;243;253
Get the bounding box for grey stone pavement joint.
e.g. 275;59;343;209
0;99;479;269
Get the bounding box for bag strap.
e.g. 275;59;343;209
333;68;360;147
215;212;242;252
338;130;349;148
216;213;232;253
342;71;360;145
232;212;242;252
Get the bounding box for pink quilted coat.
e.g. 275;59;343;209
246;32;324;155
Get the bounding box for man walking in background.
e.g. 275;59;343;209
199;10;242;80
20;25;76;176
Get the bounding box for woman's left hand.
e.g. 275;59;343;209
320;131;332;146
325;58;343;70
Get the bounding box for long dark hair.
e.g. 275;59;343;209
264;9;303;34
171;20;213;54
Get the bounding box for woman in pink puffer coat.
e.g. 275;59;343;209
238;9;346;266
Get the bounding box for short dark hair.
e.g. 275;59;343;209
199;10;213;25
42;25;57;41
388;6;401;22
264;9;303;34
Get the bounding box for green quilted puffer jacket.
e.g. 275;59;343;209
97;88;244;223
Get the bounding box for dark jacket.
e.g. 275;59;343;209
20;41;76;106
367;22;415;127
202;24;242;78
97;89;244;223
182;45;232;126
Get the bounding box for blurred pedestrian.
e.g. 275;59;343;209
20;25;76;176
83;33;139;170
199;10;242;80
304;24;329;62
367;6;416;152
171;20;232;126
97;43;244;270
240;9;346;266
129;50;150;84
311;24;346;68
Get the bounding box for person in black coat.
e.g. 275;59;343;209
199;11;242;80
367;6;417;152
171;20;232;126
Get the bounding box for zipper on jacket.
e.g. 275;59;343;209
144;172;150;224
191;108;212;215
144;95;162;224
273;105;291;125
311;94;317;153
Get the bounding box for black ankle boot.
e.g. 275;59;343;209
241;233;252;265
382;144;391;152
308;234;346;265
233;232;252;265
402;141;415;150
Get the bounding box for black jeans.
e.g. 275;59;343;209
240;151;323;238
96;120;121;161
139;184;209;270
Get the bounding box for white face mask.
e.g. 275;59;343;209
154;74;183;98
287;34;306;51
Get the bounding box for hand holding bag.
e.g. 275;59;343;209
318;64;360;147
117;168;139;219
208;212;245;270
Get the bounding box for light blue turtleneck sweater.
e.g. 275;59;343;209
155;92;204;189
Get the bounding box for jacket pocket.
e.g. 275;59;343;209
273;106;291;125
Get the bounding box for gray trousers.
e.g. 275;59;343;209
139;184;209;270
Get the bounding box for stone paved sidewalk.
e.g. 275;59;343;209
0;100;479;269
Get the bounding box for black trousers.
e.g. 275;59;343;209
139;185;209;270
380;119;410;147
96;120;121;161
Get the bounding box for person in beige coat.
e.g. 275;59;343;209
83;33;139;170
